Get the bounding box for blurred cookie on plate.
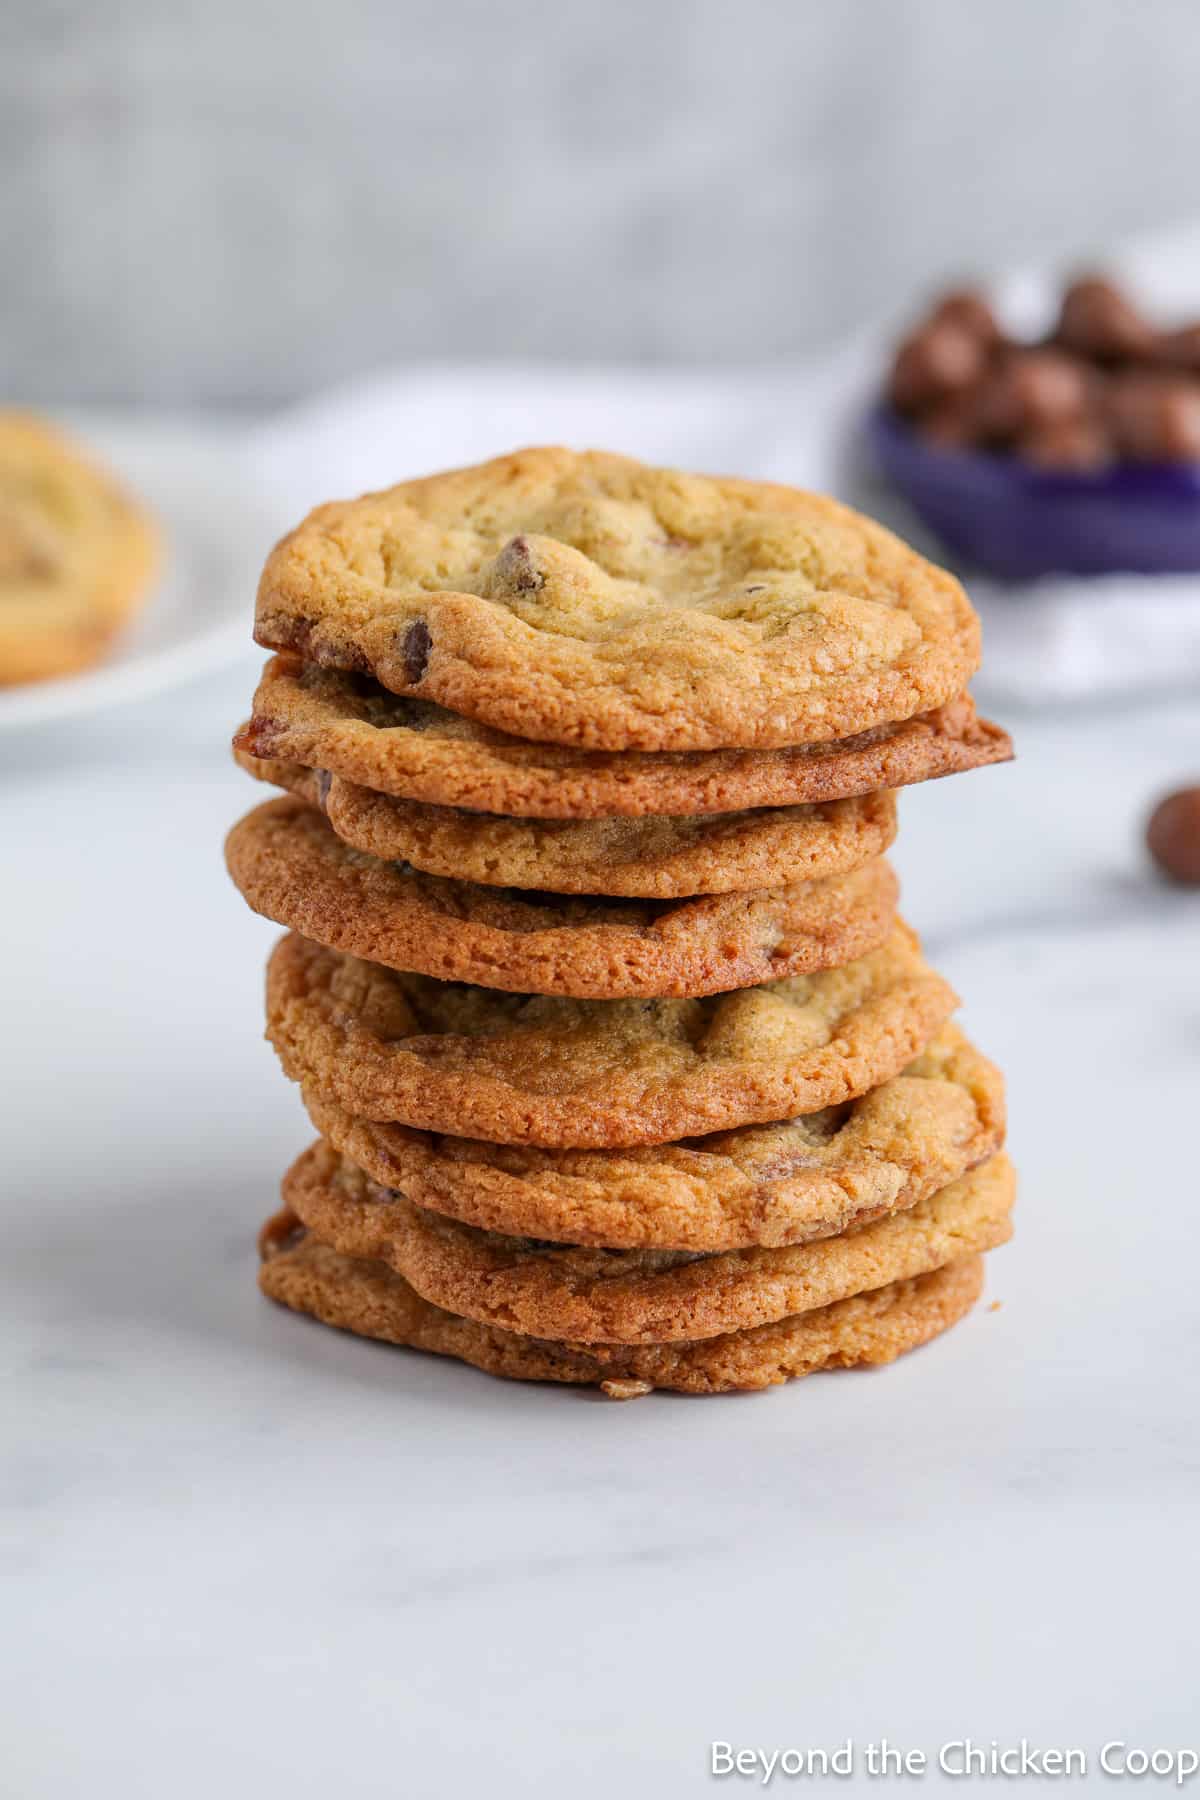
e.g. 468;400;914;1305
0;411;160;685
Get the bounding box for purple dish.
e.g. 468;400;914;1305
868;404;1200;580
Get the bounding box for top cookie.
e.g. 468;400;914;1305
255;448;981;751
0;412;160;686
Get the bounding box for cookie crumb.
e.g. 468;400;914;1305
600;1378;653;1401
988;1300;1003;1312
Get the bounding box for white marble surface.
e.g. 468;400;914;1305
5;650;1200;1794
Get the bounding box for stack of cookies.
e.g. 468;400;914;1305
226;449;1014;1398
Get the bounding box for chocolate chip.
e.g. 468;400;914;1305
1107;373;1200;462
401;618;431;684
1146;786;1200;884
274;618;370;675
364;1185;403;1204
1054;276;1156;362
234;717;284;758
929;288;1003;346
7;543;58;580
494;535;544;592
1158;324;1200;372
259;1215;307;1260
889;320;988;414
974;350;1091;442
921;394;983;449
315;769;332;812
1017;415;1113;471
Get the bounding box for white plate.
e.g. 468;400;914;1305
0;418;276;731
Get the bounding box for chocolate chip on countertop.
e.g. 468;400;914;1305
400;618;432;684
1146;786;1200;885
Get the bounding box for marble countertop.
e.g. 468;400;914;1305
5;647;1199;1797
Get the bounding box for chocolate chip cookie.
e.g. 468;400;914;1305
226;797;898;997
238;659;1011;820
301;1024;1003;1250
281;1143;1013;1343
236;750;901;898
254;448;982;751
0;412;159;685
258;1215;987;1395
265;924;957;1147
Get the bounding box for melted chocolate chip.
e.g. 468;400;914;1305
889;320;989;414
1054;276;1156;362
401;618;431;684
234;717;284;758
276;619;370;675
260;1215;308;1260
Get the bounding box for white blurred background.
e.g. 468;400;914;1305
7;0;1200;405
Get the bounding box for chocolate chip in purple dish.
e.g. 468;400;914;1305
872;273;1200;579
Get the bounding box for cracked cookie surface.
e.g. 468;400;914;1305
226;797;898;997
254;448;981;751
303;1024;1003;1250
0;412;160;685
237;659;1012;819
283;1144;1013;1343
265;924;957;1147
258;1218;986;1395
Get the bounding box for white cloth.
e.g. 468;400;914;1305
250;219;1200;708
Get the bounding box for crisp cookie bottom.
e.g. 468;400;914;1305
280;1144;1013;1344
258;1212;987;1396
